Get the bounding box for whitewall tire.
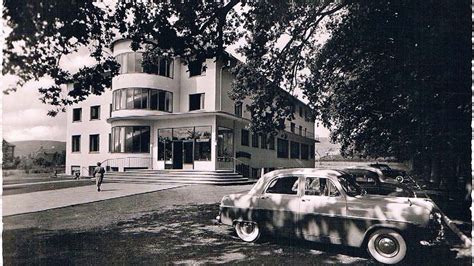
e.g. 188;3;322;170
367;228;407;264
235;221;260;242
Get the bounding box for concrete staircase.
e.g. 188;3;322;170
104;169;253;185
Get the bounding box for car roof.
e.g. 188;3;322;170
249;168;347;195
344;165;381;172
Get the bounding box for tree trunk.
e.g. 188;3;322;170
430;155;441;187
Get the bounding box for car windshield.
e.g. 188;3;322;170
337;174;364;197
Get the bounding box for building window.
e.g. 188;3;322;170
188;59;205;77
241;129;249;146
310;144;315;159
90;106;100;120
71;165;80;176
251;133;259;148
290;141;300;159
299;125;303;136
290;123;295;133
115;52;173;78
268;135;275;150
113;88;172;112
189;93;205;111
277;138;289;158
304;128;307;137
72;108;82;122
72;135;81;152
260;134;267;149
109;104;113;118
111;126;150;153
299;106;303;117
108;133;112;152
89;134;100;152
234;102;242;117
157;129;172;162
195;126;212;161
217;127;233;162
301;144;309;160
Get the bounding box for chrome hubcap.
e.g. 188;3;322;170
376;236;398;257
241;223;254;235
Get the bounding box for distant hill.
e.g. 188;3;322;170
315;137;341;158
11;140;66;158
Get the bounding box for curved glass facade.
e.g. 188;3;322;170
111;126;150;153
115;52;173;78
113;88;172;112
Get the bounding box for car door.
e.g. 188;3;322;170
299;176;347;244
254;175;301;236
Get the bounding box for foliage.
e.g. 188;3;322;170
305;1;470;179
3;0;344;119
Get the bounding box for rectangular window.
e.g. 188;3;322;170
189;93;204;111
304;128;307;137
71;165;80;176
188;59;205;77
112;126;150;153
301;144;309;160
109;104;113;118
72;135;81;152
299;125;303;136
108;133;112;152
150;89;158;110
290;123;296;133
158;129;172;161
90;106;100;120
310;144;315;159
251;133;259;148
299;106;303;117
73;108;82;122
268;135;275;150
241;129;249;146
290;141;300;159
195;126;212;161
277;138;289;158
141;88;149;109
234;102;242;117
89;134;100;152
126;88;134;109
133;88;142;109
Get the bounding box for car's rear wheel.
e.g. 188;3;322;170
235;221;260;242
367;228;407;264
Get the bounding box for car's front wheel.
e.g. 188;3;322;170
235;221;260;242
367;228;407;264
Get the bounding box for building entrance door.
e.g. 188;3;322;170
172;141;183;169
183;140;194;169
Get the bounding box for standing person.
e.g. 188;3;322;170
94;162;105;192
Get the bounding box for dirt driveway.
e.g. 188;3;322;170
3;184;471;265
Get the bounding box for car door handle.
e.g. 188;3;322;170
302;199;310;202
260;196;269;199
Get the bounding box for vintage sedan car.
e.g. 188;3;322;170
350;165;419;188
369;163;409;182
217;168;443;264
342;167;416;197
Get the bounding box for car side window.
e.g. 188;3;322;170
265;176;299;195
323;179;341;197
304;177;323;196
304;177;341;197
354;170;376;184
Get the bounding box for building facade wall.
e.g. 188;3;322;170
65;39;316;176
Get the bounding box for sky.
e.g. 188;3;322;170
1;4;331;142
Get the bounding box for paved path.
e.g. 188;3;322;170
2;183;185;216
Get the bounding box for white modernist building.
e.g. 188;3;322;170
65;39;317;178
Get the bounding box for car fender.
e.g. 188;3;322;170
360;223;411;248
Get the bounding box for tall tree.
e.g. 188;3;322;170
3;0;344;118
304;1;471;184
